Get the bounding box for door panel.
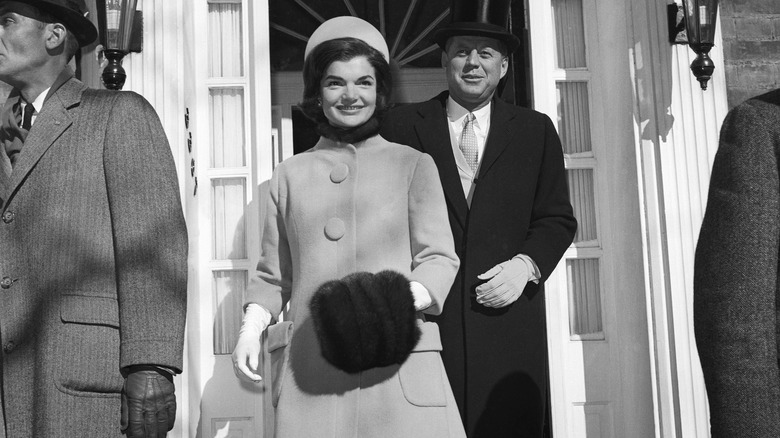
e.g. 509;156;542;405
530;0;654;436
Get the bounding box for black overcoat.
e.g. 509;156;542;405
381;92;576;437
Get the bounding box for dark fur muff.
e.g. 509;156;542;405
309;270;421;373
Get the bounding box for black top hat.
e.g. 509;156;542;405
433;0;521;53
4;0;98;47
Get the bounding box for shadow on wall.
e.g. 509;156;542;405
195;180;271;438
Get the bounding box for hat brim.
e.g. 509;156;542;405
433;22;521;53
30;1;98;47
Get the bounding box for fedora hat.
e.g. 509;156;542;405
433;0;521;53
304;16;389;62
0;0;98;47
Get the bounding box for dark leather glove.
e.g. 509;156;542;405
121;366;176;438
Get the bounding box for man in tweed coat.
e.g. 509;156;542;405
694;88;780;438
0;1;187;437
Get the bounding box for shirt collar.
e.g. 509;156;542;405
26;87;50;113
446;96;492;129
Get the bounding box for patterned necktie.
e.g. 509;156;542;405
21;102;34;131
2;98;27;166
460;113;478;172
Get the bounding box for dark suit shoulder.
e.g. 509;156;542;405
493;97;552;124
750;88;780;108
721;88;780;143
385;96;444;120
82;88;149;106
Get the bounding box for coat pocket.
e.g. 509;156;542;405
264;320;294;407
56;294;123;397
398;321;447;407
60;294;120;328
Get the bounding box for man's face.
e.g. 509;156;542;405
0;3;49;85
442;35;508;111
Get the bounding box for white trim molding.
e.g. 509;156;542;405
626;1;728;437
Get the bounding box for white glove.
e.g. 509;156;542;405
232;303;272;383
475;257;533;308
410;281;433;311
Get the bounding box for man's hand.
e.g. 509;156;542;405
121;366;176;438
475;257;532;308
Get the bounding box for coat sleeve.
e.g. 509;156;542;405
102;92;188;373
521;114;577;280
408;153;460;315
245;169;293;319
693;98;780;437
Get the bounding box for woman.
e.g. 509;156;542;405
232;16;465;438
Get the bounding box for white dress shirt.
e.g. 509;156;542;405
21;87;50;128
446;97;491;206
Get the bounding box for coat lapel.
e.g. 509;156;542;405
478;97;518;179
8;77;82;198
0;93;18;201
414;93;469;229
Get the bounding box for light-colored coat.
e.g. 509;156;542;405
0;74;187;437
247;134;465;438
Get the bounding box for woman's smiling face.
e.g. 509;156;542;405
320;56;377;128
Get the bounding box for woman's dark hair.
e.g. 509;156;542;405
299;37;392;125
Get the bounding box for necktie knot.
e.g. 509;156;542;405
460;112;478;172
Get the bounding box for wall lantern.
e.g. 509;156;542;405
96;0;143;90
668;0;720;90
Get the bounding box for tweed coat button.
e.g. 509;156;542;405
2;210;14;224
330;163;349;183
3;341;14;353
324;218;345;241
0;276;12;289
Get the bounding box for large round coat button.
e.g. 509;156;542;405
324;218;345;240
330;164;349;183
3;341;15;353
2;210;14;224
0;276;12;289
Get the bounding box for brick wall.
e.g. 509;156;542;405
720;0;780;107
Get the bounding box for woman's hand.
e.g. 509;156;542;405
232;304;271;383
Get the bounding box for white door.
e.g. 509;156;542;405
529;0;655;436
184;0;657;436
184;0;275;436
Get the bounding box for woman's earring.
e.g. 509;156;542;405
317;98;322;107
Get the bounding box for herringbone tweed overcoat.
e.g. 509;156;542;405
694;88;780;438
0;72;187;437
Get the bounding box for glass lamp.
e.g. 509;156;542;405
682;0;719;90
97;0;139;90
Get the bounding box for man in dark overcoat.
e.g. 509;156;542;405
693;88;780;438
0;1;187;437
381;0;576;436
